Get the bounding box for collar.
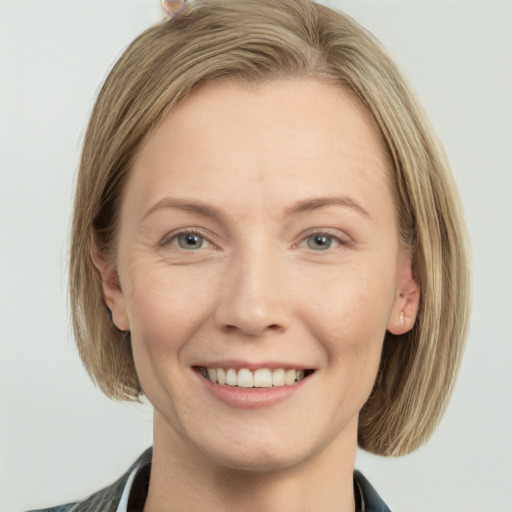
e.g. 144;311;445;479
116;463;139;512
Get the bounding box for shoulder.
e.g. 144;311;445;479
25;448;152;512
354;470;392;512
25;482;122;512
25;508;72;512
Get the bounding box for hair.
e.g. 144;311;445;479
70;0;470;456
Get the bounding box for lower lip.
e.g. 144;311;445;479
195;371;309;409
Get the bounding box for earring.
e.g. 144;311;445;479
161;0;190;18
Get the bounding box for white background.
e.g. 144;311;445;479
1;1;511;511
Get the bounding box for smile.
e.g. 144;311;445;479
197;367;311;388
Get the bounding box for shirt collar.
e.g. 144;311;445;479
115;463;140;512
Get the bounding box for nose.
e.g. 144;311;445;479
213;248;290;337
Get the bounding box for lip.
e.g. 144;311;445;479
193;363;313;410
195;359;312;371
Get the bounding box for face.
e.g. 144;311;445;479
99;79;419;472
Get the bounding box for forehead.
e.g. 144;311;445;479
126;79;393;220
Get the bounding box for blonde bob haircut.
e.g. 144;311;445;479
70;0;470;456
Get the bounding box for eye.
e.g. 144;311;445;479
298;229;352;252
162;229;212;251
306;234;335;251
177;232;205;250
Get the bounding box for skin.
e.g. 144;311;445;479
96;79;420;512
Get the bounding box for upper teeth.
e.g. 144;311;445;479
200;367;306;388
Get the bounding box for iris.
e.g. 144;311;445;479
307;234;333;250
177;233;204;250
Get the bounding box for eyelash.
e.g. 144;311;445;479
161;228;215;250
161;228;350;252
296;230;349;251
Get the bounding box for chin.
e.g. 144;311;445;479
204;443;309;474
190;421;335;475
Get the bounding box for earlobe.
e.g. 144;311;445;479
91;242;130;332
387;255;420;336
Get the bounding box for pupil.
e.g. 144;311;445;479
179;233;203;249
308;235;332;250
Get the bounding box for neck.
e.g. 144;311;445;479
144;411;358;512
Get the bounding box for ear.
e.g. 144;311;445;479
387;252;420;335
91;242;130;332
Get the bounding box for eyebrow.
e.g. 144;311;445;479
143;195;371;221
143;198;225;222
285;196;371;220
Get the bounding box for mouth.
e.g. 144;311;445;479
194;366;315;388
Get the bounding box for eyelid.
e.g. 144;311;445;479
160;227;352;249
161;227;217;249
296;228;353;250
302;228;352;242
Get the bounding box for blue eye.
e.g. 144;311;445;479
177;233;205;250
306;234;334;251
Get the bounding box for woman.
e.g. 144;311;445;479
31;0;470;510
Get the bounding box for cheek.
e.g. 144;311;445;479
123;253;212;333
121;263;215;382
303;262;395;374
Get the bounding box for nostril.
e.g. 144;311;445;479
221;323;283;335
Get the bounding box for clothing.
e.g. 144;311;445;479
27;447;391;512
